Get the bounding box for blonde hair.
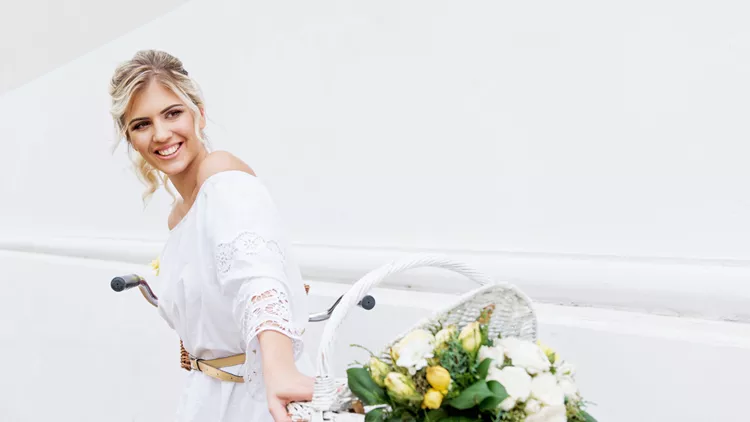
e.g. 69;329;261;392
109;49;208;202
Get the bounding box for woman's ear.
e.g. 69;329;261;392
199;107;207;130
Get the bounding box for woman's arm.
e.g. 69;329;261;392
259;331;314;422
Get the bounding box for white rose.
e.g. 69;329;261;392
525;404;567;422
558;376;579;400
499;397;516;411
555;361;576;377
530;373;565;406
487;365;531;403
393;329;435;375
524;399;542;415
498;338;551;375
478;345;506;367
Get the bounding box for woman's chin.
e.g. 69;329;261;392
155;160;189;177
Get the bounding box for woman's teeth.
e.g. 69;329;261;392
157;144;180;156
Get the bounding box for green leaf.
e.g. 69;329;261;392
365;408;387;422
581;410;598;422
347;367;389;405
445;381;494;410
387;413;417;422
424;409;448;422
479;381;509;411
442;417;478;422
476;358;493;379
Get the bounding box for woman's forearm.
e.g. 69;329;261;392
258;330;298;376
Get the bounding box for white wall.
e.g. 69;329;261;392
1;0;749;320
2;0;750;421
0;0;191;93
1;250;749;421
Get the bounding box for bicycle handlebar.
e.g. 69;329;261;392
110;274;375;322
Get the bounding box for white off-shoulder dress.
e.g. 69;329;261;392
155;170;312;422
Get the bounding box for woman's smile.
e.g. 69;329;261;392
154;141;184;160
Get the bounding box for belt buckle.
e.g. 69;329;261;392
190;356;202;372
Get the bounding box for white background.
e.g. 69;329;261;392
1;0;749;421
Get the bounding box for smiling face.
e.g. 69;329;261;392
125;79;206;177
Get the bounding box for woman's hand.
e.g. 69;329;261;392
265;366;314;422
258;330;314;422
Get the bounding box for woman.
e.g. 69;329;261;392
109;50;314;422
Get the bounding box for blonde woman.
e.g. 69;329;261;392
109;50;313;422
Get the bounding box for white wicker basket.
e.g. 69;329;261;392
288;255;538;422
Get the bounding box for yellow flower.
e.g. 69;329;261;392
384;372;422;405
426;366;452;395
537;340;559;364
150;257;160;276
368;357;390;388
458;322;481;354
421;388;444;409
435;325;457;346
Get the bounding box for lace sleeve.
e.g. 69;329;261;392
239;288;304;388
217;230;305;396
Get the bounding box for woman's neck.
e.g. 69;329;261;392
169;148;209;205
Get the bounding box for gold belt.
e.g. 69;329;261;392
189;353;246;383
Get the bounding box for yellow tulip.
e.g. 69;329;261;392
384;373;422;405
368;357;390;387
426;366;452;394
421;388;444;409
458;322;481;354
435;325;457;346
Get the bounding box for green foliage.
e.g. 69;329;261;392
479;322;492;348
414;367;430;395
445;381;496;410
498;408;526;422
424;409;449;422
566;400;598;422
581;410;598;422
438;338;475;396
385;407;419;422
366;408;388;422
347;367;389;405
478;381;508;411
476;358;493;380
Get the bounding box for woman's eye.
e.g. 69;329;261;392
166;109;183;119
132;122;149;131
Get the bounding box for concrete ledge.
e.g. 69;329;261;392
1;235;749;322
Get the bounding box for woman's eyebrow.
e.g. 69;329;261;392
128;104;182;127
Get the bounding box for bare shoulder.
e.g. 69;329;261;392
196;151;256;187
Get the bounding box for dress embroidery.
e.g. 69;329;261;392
216;232;285;274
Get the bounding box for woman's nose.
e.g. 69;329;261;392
152;121;172;142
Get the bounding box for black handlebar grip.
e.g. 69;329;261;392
111;274;142;292
360;295;376;310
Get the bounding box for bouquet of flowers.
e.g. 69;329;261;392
346;307;596;422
